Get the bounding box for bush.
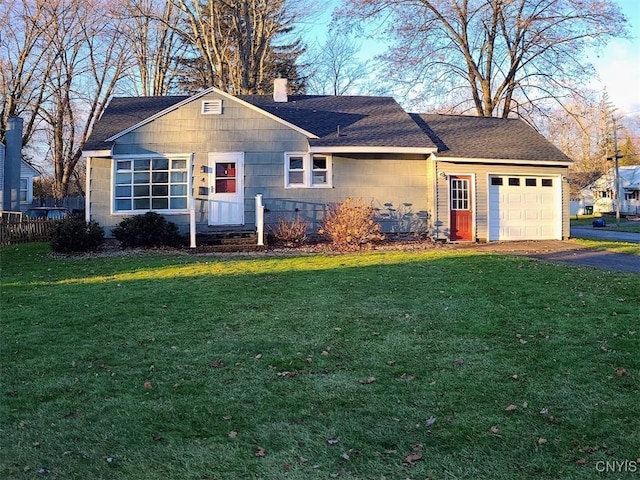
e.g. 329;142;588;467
319;198;384;251
112;212;183;248
50;216;105;253
270;216;308;247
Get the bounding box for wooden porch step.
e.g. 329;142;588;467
194;231;265;252
196;231;258;246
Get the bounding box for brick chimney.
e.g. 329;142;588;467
273;78;288;103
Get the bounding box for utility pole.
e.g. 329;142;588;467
607;117;623;228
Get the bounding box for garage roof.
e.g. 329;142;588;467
411;114;571;162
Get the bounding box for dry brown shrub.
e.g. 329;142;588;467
271;216;308;247
319;198;384;251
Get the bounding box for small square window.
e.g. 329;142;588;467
491;177;503;186
525;178;537;187
541;178;553;187
508;177;520;186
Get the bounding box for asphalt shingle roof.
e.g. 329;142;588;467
411;113;571;162
239;95;437;149
84;93;570;163
84;93;437;151
84;96;188;151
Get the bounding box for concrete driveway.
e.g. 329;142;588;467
571;226;640;243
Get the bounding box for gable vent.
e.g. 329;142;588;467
202;99;223;115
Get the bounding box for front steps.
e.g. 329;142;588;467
194;231;266;253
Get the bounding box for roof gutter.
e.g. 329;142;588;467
82;149;113;158
310;146;438;154
432;154;572;167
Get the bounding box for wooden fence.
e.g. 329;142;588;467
0;217;55;246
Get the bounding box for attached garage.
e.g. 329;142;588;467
415;113;572;243
488;175;562;241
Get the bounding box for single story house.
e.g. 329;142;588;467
1;117;40;213
83;81;572;243
575;166;640;215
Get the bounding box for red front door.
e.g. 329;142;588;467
450;176;473;241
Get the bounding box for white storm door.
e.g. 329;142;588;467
208;152;244;226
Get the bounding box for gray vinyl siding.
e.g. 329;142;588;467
261;154;430;234
433;160;569;241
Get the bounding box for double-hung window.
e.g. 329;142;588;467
285;153;331;188
114;157;188;212
19;178;28;203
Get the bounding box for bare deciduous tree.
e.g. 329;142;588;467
118;0;186;96
1;0;129;199
338;0;627;119
305;34;369;95
0;0;55;145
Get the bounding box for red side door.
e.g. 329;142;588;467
450;176;473;241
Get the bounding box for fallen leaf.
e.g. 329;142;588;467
425;416;437;427
519;338;528;345
615;368;627;377
454;358;465;366
277;371;297;378
522;401;528;409
283;464;291;471
405;452;423;464
576;458;587;465
538;438;548;445
152;433;163;441
254;354;262;360
505;404;518;412
359;376;376;384
341;452;350;460
143;381;152;390
228;431;238;439
490;425;500;434
255;447;266;457
209;360;225;368
547;415;555;423
400;373;415;381
327;438;340;446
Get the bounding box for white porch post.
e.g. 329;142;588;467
255;194;264;246
189;154;196;248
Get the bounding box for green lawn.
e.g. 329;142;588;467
1;244;639;479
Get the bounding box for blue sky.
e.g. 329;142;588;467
589;0;640;115
304;0;640;115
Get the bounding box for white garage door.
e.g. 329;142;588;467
489;175;560;241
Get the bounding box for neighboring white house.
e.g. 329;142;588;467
575;166;640;215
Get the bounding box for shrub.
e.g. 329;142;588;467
319;198;384;251
112;212;183;248
50;216;105;253
271;216;308;247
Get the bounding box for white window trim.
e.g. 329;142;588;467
284;152;332;188
20;177;32;204
111;153;192;215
